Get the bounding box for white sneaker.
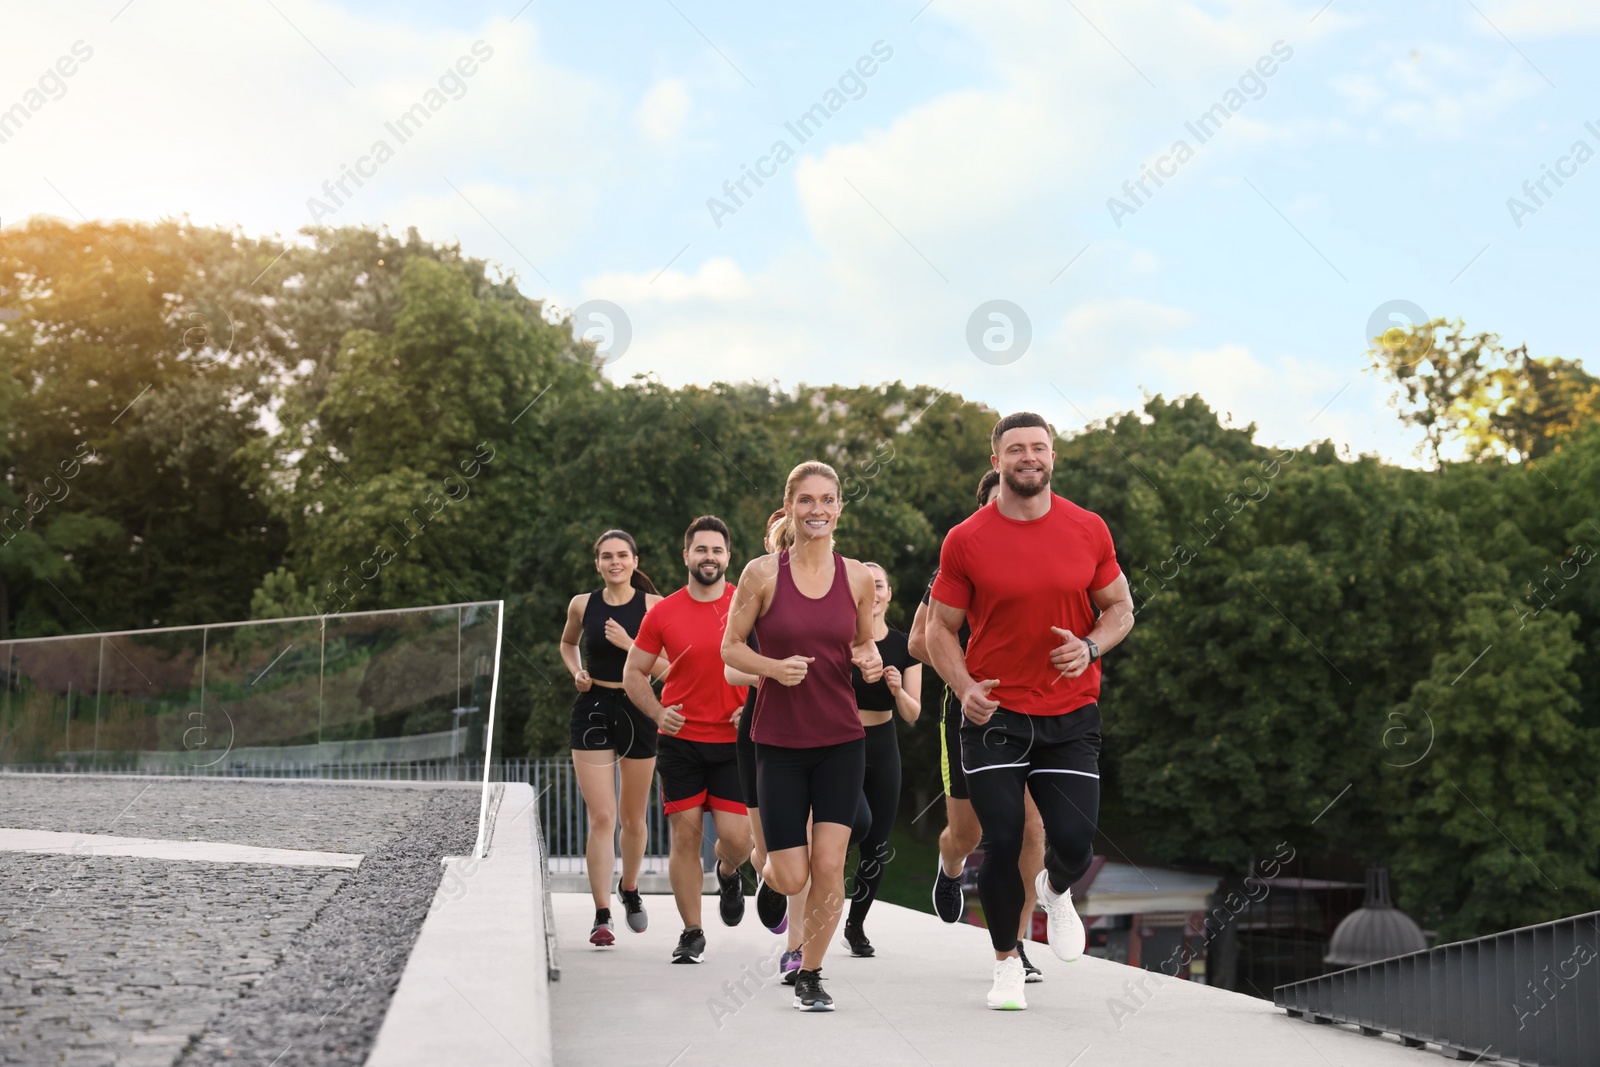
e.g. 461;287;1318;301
986;955;1027;1010
1035;869;1085;961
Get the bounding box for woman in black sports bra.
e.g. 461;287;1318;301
560;529;664;947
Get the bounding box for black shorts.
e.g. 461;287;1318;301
755;739;866;853
569;687;658;760
736;689;759;808
658;736;746;816
959;703;1101;782
940;688;968;800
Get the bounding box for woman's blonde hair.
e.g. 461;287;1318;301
769;461;841;551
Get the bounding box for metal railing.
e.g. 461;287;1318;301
528;756;671;860
1275;910;1600;1065
0;759;531;782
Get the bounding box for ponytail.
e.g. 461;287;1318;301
631;569;660;595
769;514;796;552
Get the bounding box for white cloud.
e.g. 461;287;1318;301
587;256;752;302
1475;0;1600;35
635;78;691;144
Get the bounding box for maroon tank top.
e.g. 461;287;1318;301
750;550;864;748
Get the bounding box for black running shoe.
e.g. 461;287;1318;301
932;858;966;923
671;926;706;964
717;866;746;927
842;920;874;958
618;886;647;933
779;948;803;984
1018;942;1043;983
756;877;787;932
792;968;833;1011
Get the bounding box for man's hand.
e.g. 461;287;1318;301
1050;626;1091;679
961;678;1002;725
657;703;686;735
883;665;903;697
852;643;883;683
573;669;593;693
603;617;632;650
774;655;815;686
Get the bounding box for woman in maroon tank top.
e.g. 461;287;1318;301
723;461;882;1011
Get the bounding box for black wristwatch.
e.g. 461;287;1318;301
1084;638;1101;664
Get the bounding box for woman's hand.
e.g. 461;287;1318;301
573;669;593;693
852;643;883;684
774;655;815;686
603;617;633;651
883;665;903;696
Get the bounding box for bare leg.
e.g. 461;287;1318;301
711;808;753;878
616;756;655;893
667;809;705;928
939;796;982;878
797;823;852;972
1019;790;1045;943
786;880;808;952
572;750;619;910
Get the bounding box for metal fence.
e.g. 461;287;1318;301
527;756;671;859
0;759;530;783
1274;910;1600;1065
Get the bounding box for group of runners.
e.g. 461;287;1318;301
559;411;1136;1012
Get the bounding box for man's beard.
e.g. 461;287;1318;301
690;562;726;587
1003;467;1051;498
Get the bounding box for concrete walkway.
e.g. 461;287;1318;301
550;892;1452;1067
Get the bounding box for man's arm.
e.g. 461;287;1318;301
623;643;684;734
906;598;930;663
1050;573;1136;678
927;598;999;725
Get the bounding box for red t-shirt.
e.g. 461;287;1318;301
632;584;746;744
931;493;1121;716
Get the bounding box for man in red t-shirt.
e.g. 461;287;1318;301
927;412;1135;1011
624;515;753;965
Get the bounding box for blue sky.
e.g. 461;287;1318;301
3;0;1597;465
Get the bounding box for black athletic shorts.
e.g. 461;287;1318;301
569;687;659;759
959;703;1101;782
940;687;968;800
755;738;866;853
658;736;746;816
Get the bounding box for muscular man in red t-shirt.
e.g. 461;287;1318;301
926;413;1135;1011
624;516;754;965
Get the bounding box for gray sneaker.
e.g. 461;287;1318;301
618;886;648;933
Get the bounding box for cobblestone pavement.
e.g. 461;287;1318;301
0;776;464;855
0;778;478;1066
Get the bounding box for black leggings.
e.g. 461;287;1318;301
847;720;900;926
962;707;1101;952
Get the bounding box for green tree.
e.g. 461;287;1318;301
1388;595;1600;938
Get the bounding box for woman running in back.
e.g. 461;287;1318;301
840;562;921;958
723;462;882;1012
560;529;663;947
